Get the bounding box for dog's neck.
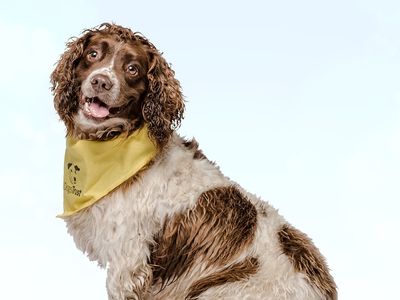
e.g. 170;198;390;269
71;110;140;140
59;125;158;217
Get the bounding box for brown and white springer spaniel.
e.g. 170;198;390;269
51;23;337;300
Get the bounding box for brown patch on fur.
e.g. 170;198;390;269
186;257;259;299
150;186;257;291
278;225;337;300
183;138;209;161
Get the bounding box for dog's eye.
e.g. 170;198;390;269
87;50;99;61
126;65;138;76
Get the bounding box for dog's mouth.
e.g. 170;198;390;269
81;95;123;120
82;96;110;119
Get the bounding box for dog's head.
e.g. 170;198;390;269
51;23;184;146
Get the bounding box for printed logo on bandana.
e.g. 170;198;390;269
64;162;82;197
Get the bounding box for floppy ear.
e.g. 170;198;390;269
50;31;93;130
143;50;185;147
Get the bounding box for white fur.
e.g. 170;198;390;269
64;134;329;299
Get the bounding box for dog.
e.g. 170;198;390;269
51;23;337;300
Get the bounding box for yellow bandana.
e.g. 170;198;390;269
59;126;157;218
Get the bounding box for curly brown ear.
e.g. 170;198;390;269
50;31;93;130
143;50;185;147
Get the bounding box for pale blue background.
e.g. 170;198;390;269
0;0;399;299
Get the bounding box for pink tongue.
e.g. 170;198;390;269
89;101;110;118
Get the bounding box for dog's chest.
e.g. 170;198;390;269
64;186;159;266
64;140;230;272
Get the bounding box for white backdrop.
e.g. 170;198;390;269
0;0;399;299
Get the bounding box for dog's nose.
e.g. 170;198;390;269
91;74;113;92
